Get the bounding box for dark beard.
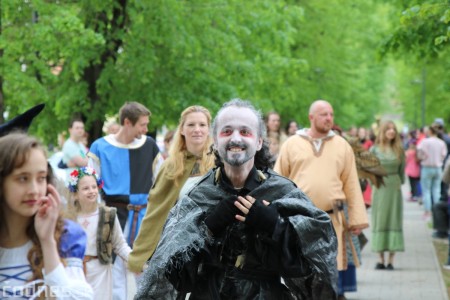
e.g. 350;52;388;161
221;141;250;166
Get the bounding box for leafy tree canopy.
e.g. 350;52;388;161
2;0;440;144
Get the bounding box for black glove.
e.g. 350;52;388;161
245;200;279;234
204;197;240;236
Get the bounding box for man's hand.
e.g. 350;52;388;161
235;195;279;234
204;197;241;236
71;156;89;167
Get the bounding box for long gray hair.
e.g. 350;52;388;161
210;99;274;169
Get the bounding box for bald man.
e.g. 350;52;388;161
275;100;368;300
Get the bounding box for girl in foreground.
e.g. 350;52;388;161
0;133;92;299
67;166;131;299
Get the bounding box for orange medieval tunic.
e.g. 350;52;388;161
275;130;368;270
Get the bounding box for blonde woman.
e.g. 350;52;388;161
128;106;215;273
370;121;405;270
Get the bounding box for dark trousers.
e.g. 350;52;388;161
408;176;420;197
433;201;449;236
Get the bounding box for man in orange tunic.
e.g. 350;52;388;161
275;99;369;300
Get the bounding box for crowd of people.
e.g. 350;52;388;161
1;98;449;300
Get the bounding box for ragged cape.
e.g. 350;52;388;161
135;168;337;300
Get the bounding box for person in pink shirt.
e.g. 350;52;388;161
405;139;421;201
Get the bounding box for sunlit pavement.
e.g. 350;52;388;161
349;183;448;300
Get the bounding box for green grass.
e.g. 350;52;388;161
433;240;450;298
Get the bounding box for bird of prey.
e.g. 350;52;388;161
347;137;387;188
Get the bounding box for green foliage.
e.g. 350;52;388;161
284;1;391;129
378;1;450;129
0;0;409;144
380;1;449;59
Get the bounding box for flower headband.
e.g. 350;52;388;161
68;166;104;193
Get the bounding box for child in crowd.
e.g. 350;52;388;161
0;133;92;299
67;166;131;299
405;139;421;201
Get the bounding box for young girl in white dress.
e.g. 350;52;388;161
67;166;131;299
0;133;93;299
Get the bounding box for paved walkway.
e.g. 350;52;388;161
348;185;448;300
127;184;449;300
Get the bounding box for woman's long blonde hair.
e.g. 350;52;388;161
165;106;215;186
375;120;404;159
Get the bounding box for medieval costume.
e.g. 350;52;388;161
0;220;92;299
88;134;160;246
136;167;338;300
275;129;369;298
370;145;405;253
129;153;202;273
275;130;368;271
78;206;131;299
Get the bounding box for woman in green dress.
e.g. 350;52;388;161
370;120;405;270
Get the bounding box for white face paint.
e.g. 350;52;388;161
214;107;262;167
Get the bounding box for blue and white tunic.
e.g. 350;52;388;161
88;134;160;246
0;220;92;299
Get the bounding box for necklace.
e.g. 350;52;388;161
81;218;90;229
191;161;200;176
78;210;98;229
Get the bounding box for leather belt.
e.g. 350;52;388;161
104;201;147;247
127;204;147;212
107;201;129;208
83;255;98;274
325;200;344;214
128;204;147;247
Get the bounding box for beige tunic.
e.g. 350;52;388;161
275;130;368;270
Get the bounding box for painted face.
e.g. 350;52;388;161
3;149;48;219
132;115;149;139
215;107;262;167
310;103;334;134
385;124;397;141
267;113;280;132
75;175;99;207
180;112;209;151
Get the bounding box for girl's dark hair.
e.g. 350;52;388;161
285;120;298;135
